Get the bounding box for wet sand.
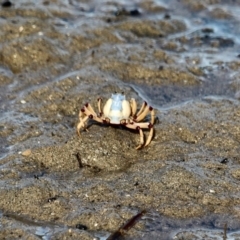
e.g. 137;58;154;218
0;0;240;239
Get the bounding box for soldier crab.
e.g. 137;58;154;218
77;93;155;149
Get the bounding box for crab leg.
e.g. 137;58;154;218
144;127;154;147
83;106;104;122
136;128;144;150
136;102;147;117
78;109;85;121
135;124;154;149
85;103;96;116
135;106;155;124
97;98;103;116
77;115;89;135
133;119;154;148
77;103;104;135
124;123;144;149
125;121;154;149
82;104;96;117
130;98;137;116
150;108;155;125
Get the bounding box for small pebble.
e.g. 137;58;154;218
22;149;31;156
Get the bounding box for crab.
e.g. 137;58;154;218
77;93;155;149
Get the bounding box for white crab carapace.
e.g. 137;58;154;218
77;93;155;149
103;93;131;124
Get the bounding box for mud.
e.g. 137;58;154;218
1;0;240;239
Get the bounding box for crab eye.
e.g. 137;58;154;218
121;91;124;95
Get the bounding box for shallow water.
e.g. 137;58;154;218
1;0;240;239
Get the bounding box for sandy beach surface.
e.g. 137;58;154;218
1;0;240;239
